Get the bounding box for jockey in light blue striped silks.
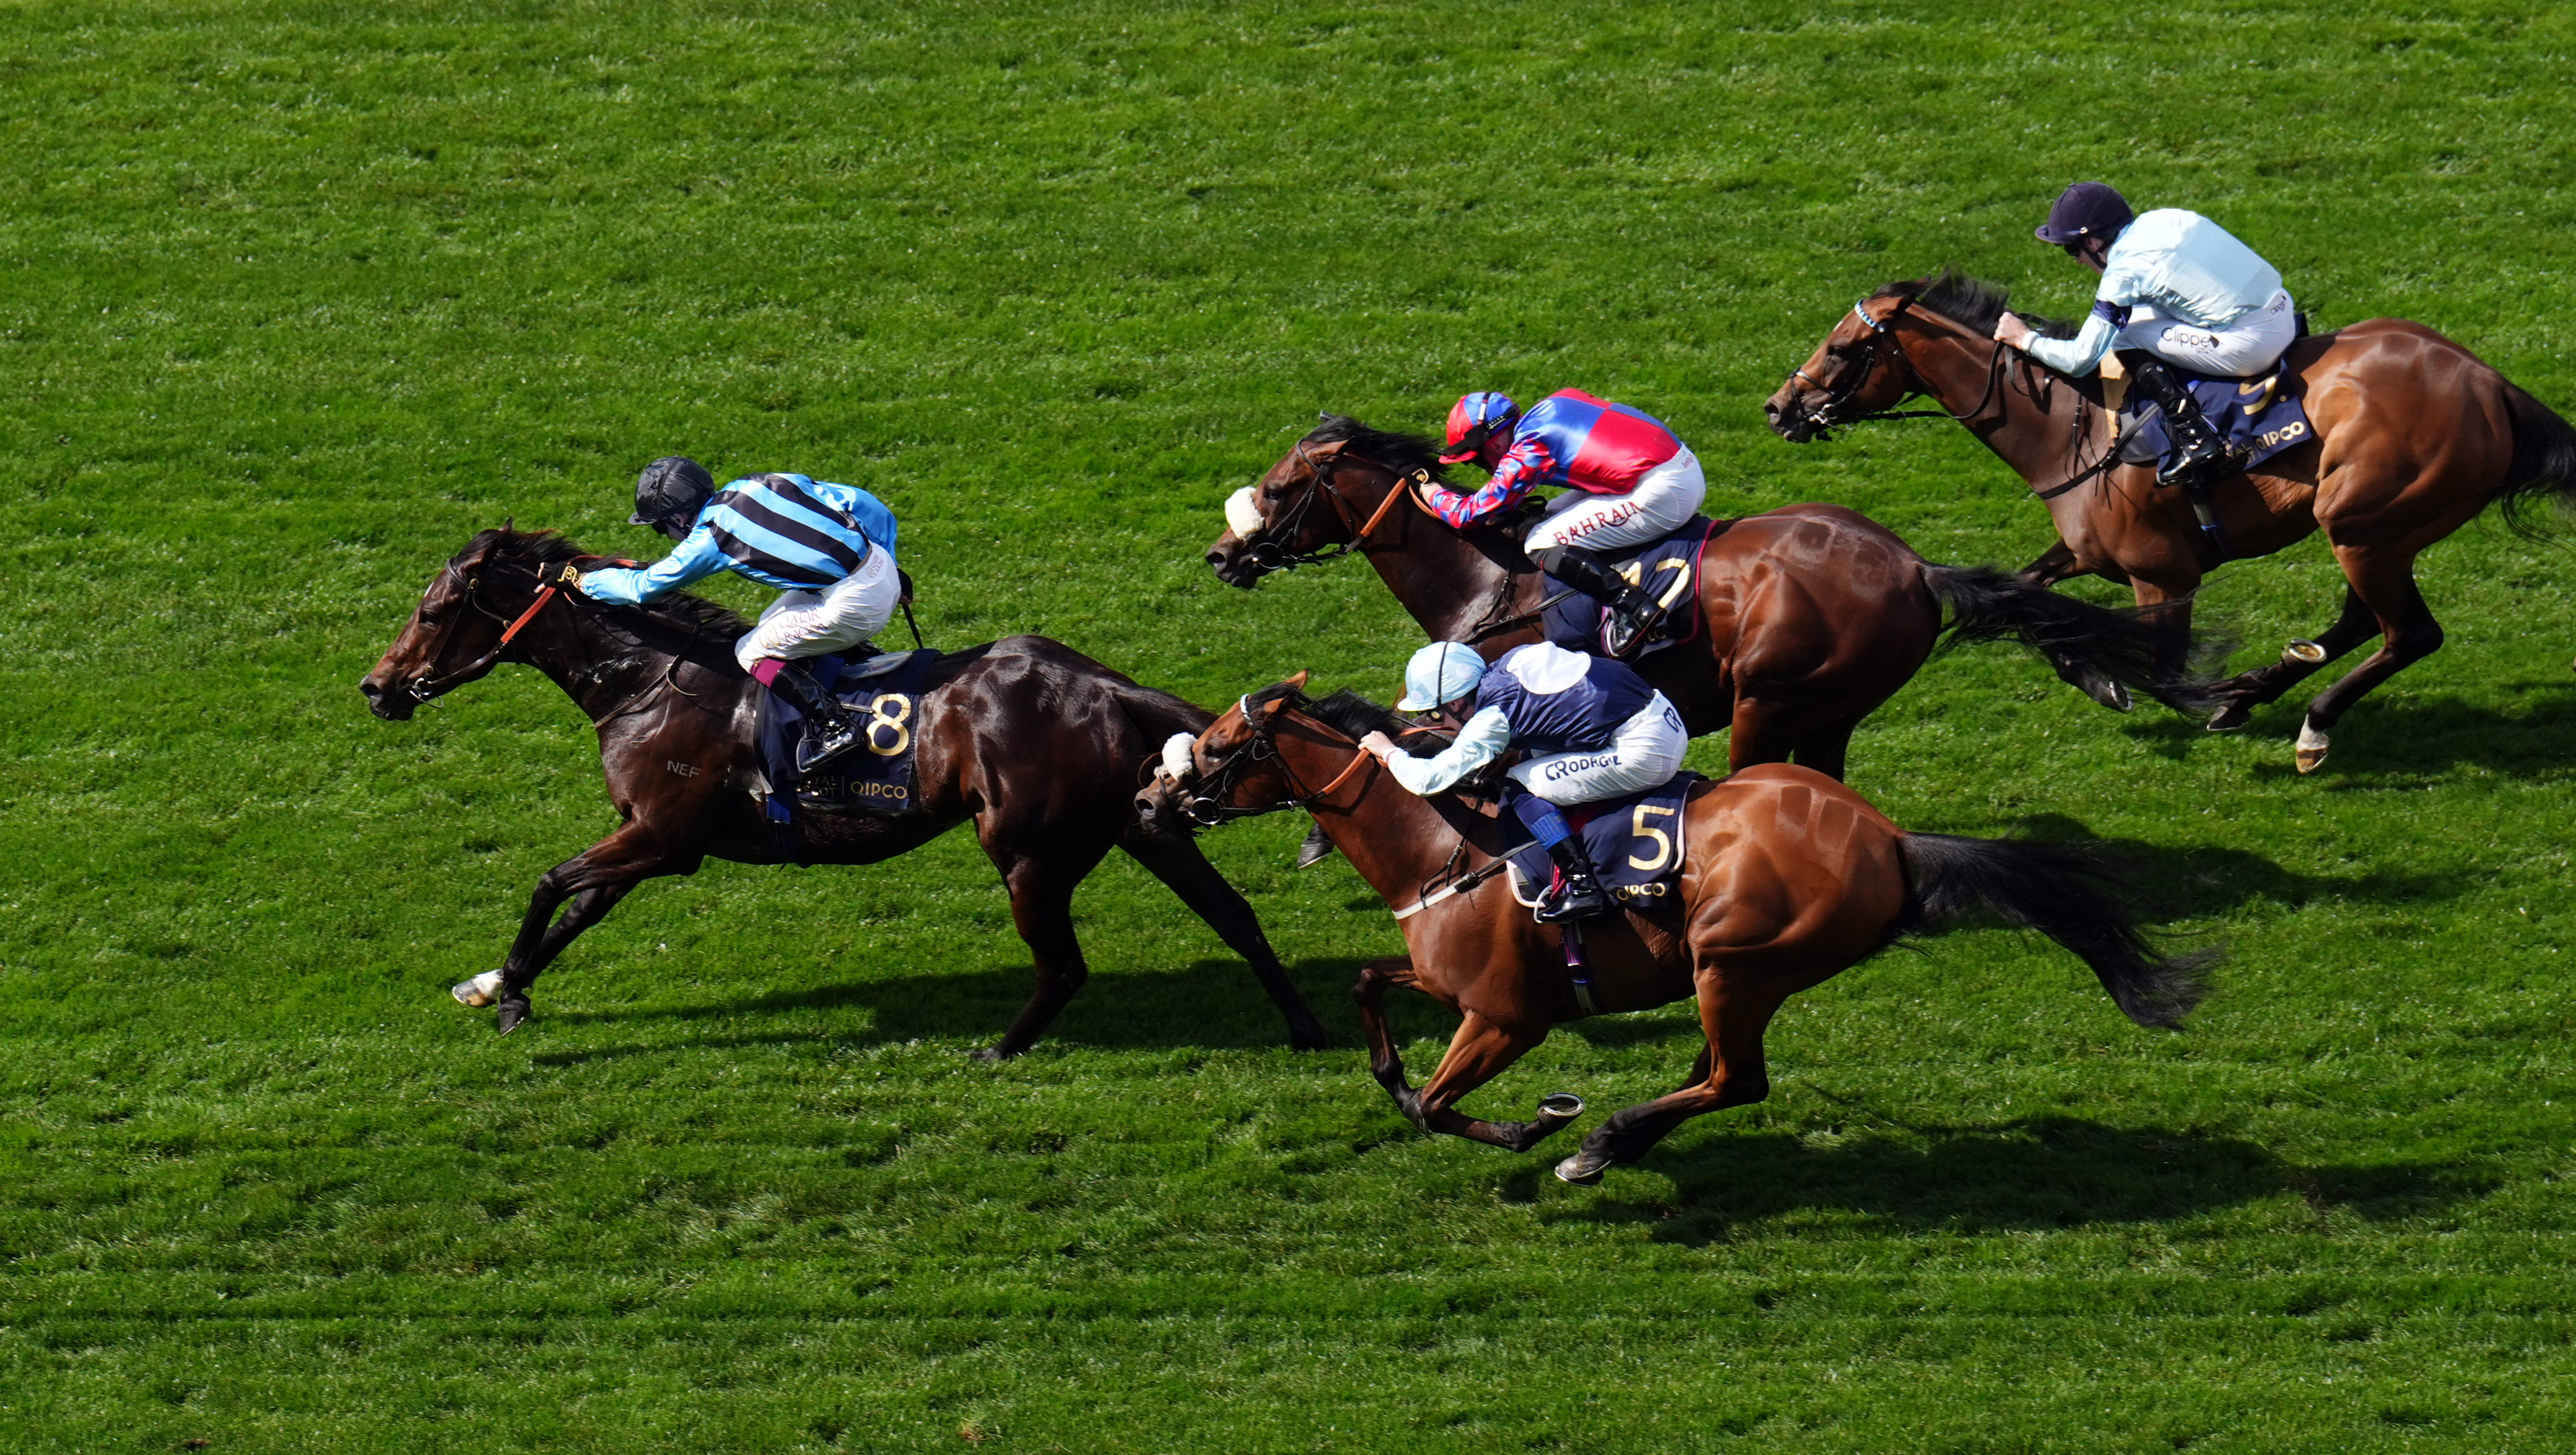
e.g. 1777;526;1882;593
577;456;901;772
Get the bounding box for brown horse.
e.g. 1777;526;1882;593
1766;271;2576;772
358;526;1328;1057
1207;415;2219;783
1134;676;2207;1185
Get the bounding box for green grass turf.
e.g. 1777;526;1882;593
6;0;2576;1449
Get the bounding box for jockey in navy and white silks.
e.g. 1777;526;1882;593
578;456;900;773
1993;182;2297;492
1431;389;1710;657
1358;640;1688;923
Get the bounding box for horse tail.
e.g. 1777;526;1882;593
2493;383;2576;538
1922;563;2228;716
1111;681;1217;763
1895;832;2213;1030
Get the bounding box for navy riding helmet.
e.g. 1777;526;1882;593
2035;181;2135;246
631;455;715;539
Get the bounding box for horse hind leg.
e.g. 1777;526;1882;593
1121;832;1328;1050
1557;979;1781;1185
1790;720;1856;782
2205;585;2377;731
978;842;1111;1060
2289;550;2445;772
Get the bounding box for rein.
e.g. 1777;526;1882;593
407;556;639;705
1798;295;2011;435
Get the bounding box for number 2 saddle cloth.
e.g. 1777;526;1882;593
1503;772;1705;919
1541;516;1720;661
756;648;943;820
2120;361;2316;479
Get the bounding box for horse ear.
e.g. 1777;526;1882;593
1305;441;1349;461
1284;669;1311;692
503;515;515;533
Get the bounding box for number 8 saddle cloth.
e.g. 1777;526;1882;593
756;648;943;820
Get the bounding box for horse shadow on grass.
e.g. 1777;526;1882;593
1547;1112;2497;1242
1944;814;2471;921
2122;680;2576;779
535;954;1381;1062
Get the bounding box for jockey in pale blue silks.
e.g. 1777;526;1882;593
1357;640;1688;923
1991;181;2298;494
577;456;901;772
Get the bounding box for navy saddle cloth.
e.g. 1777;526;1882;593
2122;363;2314;475
1506;772;1703;917
1541;516;1720;659
759;649;941;819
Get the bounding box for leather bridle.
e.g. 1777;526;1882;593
1238;444;1429;574
1792;294;2010;438
404;553;636;705
1170;692;1388;827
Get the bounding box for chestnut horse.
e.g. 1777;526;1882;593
1207;416;2219;783
359;527;1328;1057
1767;271;2576;772
1134;676;2207;1186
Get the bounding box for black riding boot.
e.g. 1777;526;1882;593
1532;545;1664;657
1535;836;1614;924
2127;354;2242;492
766;663;866;773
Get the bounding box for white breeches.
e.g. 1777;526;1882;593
732;548;901;672
1521;447;1708;555
2121;289;2296;378
1506;695;1689;806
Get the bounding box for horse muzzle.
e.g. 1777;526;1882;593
358;674;418;721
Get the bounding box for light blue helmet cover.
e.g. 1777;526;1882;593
1397;641;1487;712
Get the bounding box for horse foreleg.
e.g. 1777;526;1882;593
486;823;688;1033
2288;548;2445;773
1412;1010;1580;1153
1121;832;1329;1050
2018;539;2086;586
1556;976;1782;1185
1352;956;1418;1109
977;840;1112;1061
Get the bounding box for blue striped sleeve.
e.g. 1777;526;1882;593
577;523;729;605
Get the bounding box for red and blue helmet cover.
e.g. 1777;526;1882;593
1440;391;1522;462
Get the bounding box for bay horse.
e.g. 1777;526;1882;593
358;526;1329;1058
1766;270;2576;772
1133;675;2208;1186
1206;416;2221;784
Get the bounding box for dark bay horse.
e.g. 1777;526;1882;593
1207;416;2219;783
1135;676;2207;1185
359;527;1328;1057
1767;271;2576;772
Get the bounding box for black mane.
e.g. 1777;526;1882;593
464;527;750;635
1876;268;2079;341
1304;414;1456;485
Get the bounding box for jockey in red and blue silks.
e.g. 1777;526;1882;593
1428;389;1710;655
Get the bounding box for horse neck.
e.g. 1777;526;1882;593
1354;475;1536;643
515;603;722;724
1901;315;2104;485
1273;718;1484;905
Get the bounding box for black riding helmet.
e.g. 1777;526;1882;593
631;456;715;541
2034;181;2135;248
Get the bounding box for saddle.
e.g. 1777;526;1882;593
2107;346;2317;479
757;648;941;820
1540;517;1720;660
1503;773;1703;919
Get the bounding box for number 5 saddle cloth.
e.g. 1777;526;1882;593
1504;772;1705;918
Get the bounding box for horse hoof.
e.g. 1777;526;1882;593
452;970;505;1009
1553;1152;1608;1186
2205;704;2252;733
2284;638;2329;665
496;997;531;1035
2091;680;2133;714
970;1045;1013;1063
2295;722;2330;774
